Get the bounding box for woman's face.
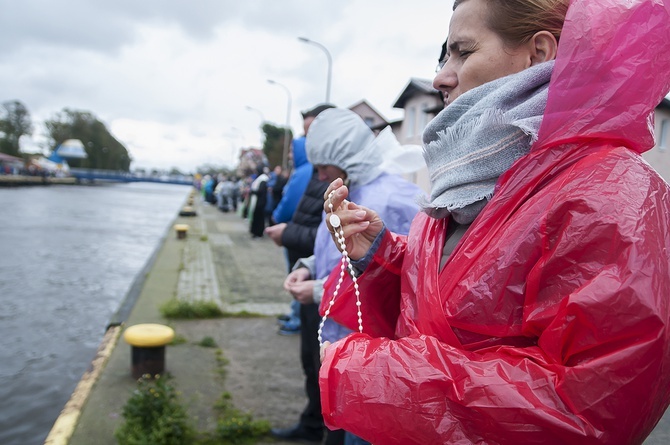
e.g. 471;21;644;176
434;0;533;106
315;165;346;183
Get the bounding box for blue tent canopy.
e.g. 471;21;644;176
48;152;65;163
54;139;88;159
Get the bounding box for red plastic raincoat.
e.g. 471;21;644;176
318;1;670;444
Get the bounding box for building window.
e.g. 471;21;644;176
406;107;416;138
660;119;669;152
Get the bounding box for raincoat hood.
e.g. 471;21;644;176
306;108;384;188
536;0;670;154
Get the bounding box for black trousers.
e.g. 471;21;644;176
299;302;344;445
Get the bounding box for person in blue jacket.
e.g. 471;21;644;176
272;104;335;225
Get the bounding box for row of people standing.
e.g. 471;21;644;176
248;164;289;238
262;103;342;443
264;105;336;336
260;103;427;444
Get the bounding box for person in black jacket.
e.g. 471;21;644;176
268;177;347;445
268;171;328;269
265;104;344;445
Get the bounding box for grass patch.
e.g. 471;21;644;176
116;350;271;444
203;393;271;445
197;336;218;348
171;334;188;345
200;235;209;242
160;299;224;319
219;310;264;318
215;349;229;378
115;374;195;445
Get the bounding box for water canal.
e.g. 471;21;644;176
0;182;191;445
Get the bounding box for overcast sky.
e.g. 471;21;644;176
0;0;452;172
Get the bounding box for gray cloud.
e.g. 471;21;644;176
0;0;345;57
0;0;450;171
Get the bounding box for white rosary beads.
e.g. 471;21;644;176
318;191;363;346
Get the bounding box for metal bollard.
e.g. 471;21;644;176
123;324;175;379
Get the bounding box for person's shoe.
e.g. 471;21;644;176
277;314;291;322
278;318;301;330
278;325;301;336
270;424;323;443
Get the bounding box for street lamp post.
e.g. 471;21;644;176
245;106;265;124
267;79;292;169
228;127;243;168
245;106;266;146
298;37;332;103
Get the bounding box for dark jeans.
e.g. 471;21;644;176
299;303;344;445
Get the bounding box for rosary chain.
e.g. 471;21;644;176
318;191;363;346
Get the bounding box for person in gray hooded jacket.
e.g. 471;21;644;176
279;108;425;445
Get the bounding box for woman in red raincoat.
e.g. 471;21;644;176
318;0;670;443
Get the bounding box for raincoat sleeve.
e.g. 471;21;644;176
319;150;670;445
321;229;408;339
272;166;310;223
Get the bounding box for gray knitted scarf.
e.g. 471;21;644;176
420;60;554;224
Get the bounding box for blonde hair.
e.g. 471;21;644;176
453;0;568;45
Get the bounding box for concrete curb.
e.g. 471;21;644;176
43;325;121;445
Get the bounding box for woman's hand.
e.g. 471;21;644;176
324;178;384;261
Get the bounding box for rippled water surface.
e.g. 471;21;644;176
0;182;190;445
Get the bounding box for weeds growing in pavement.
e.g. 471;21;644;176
170;333;188;345
198;336;218;348
116;351;272;445
115;374;195;445
202;392;270;445
219;310;264;318
215;349;229;379
160;299;224;319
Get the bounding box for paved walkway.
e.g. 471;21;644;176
50;195;306;445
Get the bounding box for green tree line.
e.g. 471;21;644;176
0;99;132;171
1;98;291;173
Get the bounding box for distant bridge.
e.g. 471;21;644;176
69;168;193;186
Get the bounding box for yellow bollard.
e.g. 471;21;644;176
174;224;189;239
123;324;175;379
179;206;196;217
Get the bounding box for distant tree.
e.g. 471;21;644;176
0;100;33;157
168;167;184;176
261;123;292;169
44;108;131;171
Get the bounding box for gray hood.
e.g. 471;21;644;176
305;108;383;188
